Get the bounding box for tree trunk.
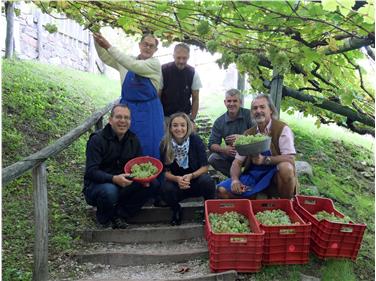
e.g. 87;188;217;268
5;1;15;58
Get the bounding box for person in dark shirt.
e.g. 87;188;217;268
83;104;156;229
159;43;202;121
160;112;215;226
208;89;253;177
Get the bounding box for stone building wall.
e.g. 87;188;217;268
1;2;99;73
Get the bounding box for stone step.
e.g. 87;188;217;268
75;239;208;266
88;201;204;224
71;260;237;281
79;223;204;243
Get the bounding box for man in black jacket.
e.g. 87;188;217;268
83;104;156;229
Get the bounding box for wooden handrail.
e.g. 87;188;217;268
3;99;119;281
2;100;118;185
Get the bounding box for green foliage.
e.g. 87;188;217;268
33;0;375;133
2;59;119;281
43;23;58;33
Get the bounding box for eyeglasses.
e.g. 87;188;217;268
113;115;130;121
141;42;156;49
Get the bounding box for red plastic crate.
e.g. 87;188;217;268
251;199;311;265
293;195;366;260
205;199;264;272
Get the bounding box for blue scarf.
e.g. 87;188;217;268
171;138;190;169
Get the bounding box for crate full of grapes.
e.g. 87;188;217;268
205;199;264;272
293;195;366;260
251;199;311;265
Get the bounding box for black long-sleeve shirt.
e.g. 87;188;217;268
84;123;141;190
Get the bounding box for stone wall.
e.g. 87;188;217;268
1;2;99;73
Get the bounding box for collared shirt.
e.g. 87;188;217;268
235;119;296;161
208;107;252;148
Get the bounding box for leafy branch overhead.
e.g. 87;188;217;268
34;0;375;135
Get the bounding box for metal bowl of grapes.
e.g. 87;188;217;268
124;156;163;184
234;135;271;156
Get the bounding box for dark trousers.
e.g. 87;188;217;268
161;173;216;211
208;152;234;178
84;182;157;224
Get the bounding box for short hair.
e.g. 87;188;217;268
140;33;159;47
110;104;130;117
174;43;190;53
251;93;278;119
225;88;241;98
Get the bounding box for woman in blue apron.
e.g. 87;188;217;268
93;32;164;159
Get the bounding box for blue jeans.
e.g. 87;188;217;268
84;182;157;224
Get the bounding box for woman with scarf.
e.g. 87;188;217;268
160;112;215;226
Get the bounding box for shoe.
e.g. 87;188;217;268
112;217;128;229
170;205;182;226
96;221;111;229
153;198;169;207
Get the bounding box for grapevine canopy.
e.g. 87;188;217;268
34;0;375;135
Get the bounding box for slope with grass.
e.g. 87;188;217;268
2;59;374;281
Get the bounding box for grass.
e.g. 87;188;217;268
2;59;374;281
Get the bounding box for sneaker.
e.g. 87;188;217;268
112;217;128;229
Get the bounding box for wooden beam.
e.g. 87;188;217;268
32;163;48;281
269;68;283;119
2;100;118;185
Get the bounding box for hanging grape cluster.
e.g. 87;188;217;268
314;211;351;223
255;209;295;226
209;211;251;233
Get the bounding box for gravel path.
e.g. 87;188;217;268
60;259;212;281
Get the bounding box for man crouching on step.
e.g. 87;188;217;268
83;104;157;229
217;94;297;199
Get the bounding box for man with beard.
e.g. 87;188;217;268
159;43;202;121
217;94;297;199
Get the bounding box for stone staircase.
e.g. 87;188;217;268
72;160;314;281
73;200;239;281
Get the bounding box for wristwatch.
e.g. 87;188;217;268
264;156;272;165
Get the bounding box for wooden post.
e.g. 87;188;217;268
237;73;245;105
95;117;103;131
36;10;43;61
269;68;283;119
5;1;15;58
32;162;48;281
88;32;95;72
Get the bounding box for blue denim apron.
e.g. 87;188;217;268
217;151;277;197
120;71;164;159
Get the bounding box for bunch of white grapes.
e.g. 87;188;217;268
255;209;294;226
131;162;158;178
209;211;251;233
235;134;268;146
314;211;351;223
